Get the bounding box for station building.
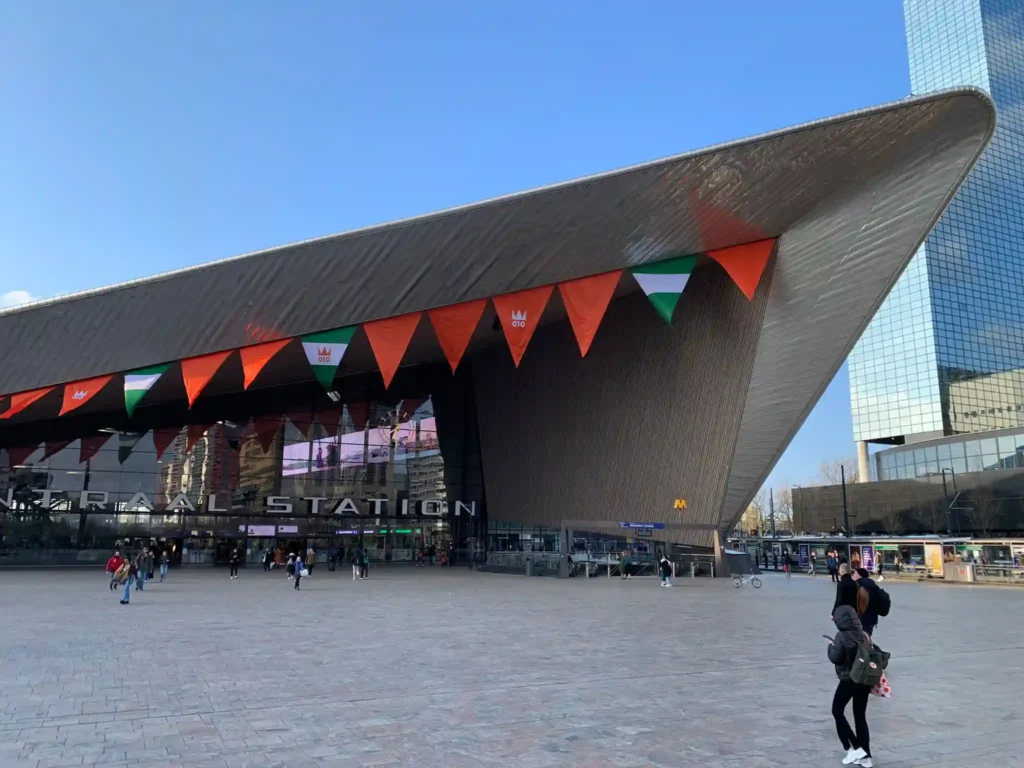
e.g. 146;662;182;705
0;90;994;567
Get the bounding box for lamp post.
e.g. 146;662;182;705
941;467;957;535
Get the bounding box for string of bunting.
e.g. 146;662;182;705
0;239;775;423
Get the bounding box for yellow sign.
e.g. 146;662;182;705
673;499;687;510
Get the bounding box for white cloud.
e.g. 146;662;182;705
1;290;36;308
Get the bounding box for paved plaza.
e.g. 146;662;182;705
1;567;1023;767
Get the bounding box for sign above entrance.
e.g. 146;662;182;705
619;522;666;530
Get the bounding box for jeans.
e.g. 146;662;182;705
661;575;671;586
136;570;146;590
229;563;239;577
121;577;133;603
294;573;302;590
160;563;168;581
832;679;871;757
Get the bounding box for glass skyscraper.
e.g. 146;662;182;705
850;1;1024;470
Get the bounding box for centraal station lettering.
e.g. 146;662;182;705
0;488;476;517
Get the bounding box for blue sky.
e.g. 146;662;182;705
0;1;910;487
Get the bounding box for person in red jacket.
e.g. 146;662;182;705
106;551;124;591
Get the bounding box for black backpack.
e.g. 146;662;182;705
875;585;892;617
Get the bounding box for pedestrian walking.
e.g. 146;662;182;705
808;550;817;576
117;557;138;605
306;547;317;577
658;555;673;587
286;553;296;580
106;550;124;591
827;592;875;767
159;550;170;582
827;551;839;582
328;546;338;572
360;548;370;579
294;554;305;590
352;549;360;580
263;549;274;572
619;549;631;580
783;550;793;578
229;548;241;579
853;568;891;638
833;563;858;613
135;549;150;591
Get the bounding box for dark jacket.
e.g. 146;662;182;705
856;576;880;634
828;605;866;681
659;558;672;577
834;574;858;612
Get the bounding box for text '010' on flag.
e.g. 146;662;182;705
301;326;356;391
124;364;170;417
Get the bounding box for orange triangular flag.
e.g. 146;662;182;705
363;313;422;388
706;238;776;300
59;375;114;416
181;351;232;407
558;271;622;357
185;423;212;454
492;285;553;367
427;299;487;373
0;387;55;420
240;339;290;389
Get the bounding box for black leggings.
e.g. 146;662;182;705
230;563;239;577
832;679;871;757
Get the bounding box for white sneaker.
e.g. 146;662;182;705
843;748;867;765
857;758;873;767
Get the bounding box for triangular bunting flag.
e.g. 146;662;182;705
240;339;291;390
124;364;170;417
301;327;356;391
427;299;487;373
185;423;213;454
153;426;181;461
5;445;38;468
706;238;776;301
0;387;55;420
181;351;232;407
253;415;283;453
287;407;316;440
42;440;72;461
79;433;112;464
118;433;143;464
631;255;697;324
316;407;342;439
347;402;370;432
400;397;427;421
558;270;622;356
60;375;114;416
222;422;245;452
364;313;422;389
492;285;553;367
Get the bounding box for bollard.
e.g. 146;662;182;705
691;561;696;578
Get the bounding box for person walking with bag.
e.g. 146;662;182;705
293;553;305;590
658;555;673;587
827;589;876;767
229;548;241;579
117;557;138;605
159;550;170;582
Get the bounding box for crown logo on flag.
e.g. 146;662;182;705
72;390;88;400
318;346;332;358
510;310;527;328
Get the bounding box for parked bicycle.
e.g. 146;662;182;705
731;573;762;588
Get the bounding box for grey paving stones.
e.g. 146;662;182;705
1;568;1022;766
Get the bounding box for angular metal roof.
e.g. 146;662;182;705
0;89;996;528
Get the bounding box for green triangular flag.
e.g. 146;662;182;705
630;255;698;324
301;326;356;391
124;364;170;417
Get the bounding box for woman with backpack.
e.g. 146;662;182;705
827;587;875;767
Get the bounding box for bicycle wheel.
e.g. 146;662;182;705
731;575;742;588
751;577;762;588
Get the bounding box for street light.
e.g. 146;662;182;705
940;467;959;536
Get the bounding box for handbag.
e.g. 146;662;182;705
870;672;891;698
300;568;309;577
850;637;890;687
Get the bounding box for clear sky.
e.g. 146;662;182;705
0;1;910;488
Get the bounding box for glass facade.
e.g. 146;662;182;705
0;368;491;566
851;0;1024;442
874;425;1024;479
